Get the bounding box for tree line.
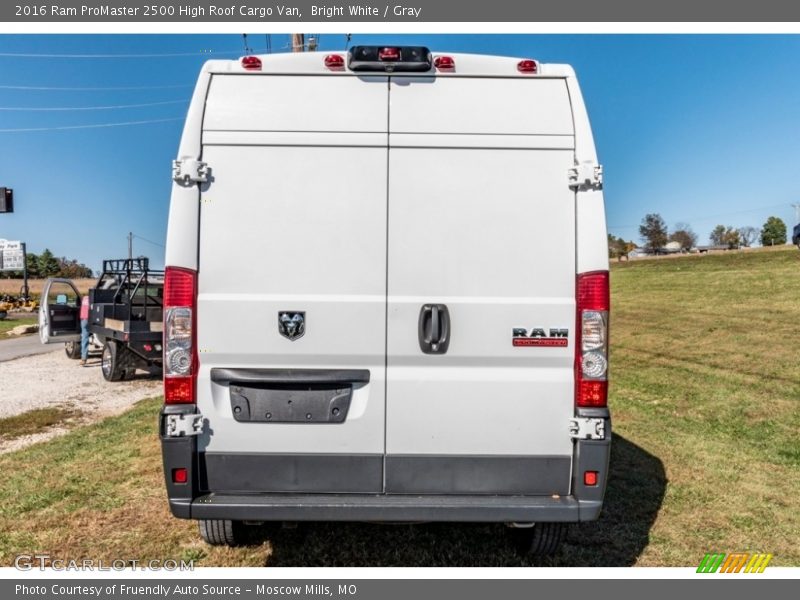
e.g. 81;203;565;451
0;248;93;279
610;214;789;258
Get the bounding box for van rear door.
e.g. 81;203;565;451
196;74;389;493
385;77;577;495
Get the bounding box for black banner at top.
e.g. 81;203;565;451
3;0;800;22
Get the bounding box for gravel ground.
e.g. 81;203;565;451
0;351;161;453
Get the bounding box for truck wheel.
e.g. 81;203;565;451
65;342;81;359
198;519;243;546
101;340;126;382
508;523;567;556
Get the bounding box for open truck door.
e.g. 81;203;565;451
39;278;82;344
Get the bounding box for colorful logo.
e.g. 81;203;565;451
697;553;772;573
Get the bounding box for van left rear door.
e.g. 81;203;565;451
196;74;389;494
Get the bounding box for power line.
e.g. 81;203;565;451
0;99;188;111
0;117;183;133
132;234;165;249
0;50;240;58
0;83;193;91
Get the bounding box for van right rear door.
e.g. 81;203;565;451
385;76;578;495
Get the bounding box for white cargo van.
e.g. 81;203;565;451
161;46;610;556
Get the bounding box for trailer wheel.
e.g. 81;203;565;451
101;340;126;382
508;523;568;556
64;342;81;360
198;519;244;546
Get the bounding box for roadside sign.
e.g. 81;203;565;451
0;239;24;271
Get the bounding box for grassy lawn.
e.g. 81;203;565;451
607;247;800;566
0;407;83;439
0;247;797;566
0;315;37;339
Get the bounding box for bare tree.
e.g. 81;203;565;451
738;226;758;248
670;222;698;251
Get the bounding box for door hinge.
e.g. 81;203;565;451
172;158;209;185
165;413;204;437
568;161;603;191
569;417;605;440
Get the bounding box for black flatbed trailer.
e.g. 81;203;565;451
88;257;164;381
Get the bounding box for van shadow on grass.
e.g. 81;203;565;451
249;435;666;567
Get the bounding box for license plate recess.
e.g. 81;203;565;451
230;384;351;424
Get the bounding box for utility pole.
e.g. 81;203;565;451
128;232;133;260
791;203;800;224
291;34;305;52
21;242;29;301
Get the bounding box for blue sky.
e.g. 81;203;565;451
1;34;799;271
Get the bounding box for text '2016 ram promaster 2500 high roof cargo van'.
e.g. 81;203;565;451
161;46;610;556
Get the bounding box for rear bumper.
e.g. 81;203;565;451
161;406;611;524
177;493;602;523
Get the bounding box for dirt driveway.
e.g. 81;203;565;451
0;350;161;453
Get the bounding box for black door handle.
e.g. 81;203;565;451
418;304;450;354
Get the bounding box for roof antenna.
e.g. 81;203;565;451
344;34;352;52
242;33;253;55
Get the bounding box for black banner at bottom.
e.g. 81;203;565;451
2;579;794;600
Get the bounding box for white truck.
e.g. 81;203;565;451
161;46;610;556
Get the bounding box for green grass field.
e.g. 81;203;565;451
0;315;37;338
0;247;798;566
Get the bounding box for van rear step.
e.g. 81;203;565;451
190;493;601;523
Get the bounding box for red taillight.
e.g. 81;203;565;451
517;59;538;74
577;380;608;408
164;267;197;405
241;56;262;71
584;470;598;486
379;47;400;61
577;271;610;311
324;54;345;69
165;267;195;306
172;467;188;484
434;56;455;70
576;271;610;408
164;376;194;404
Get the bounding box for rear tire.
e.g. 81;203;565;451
508;523;567;556
65;341;81;359
198;519;243;546
101;340;126;382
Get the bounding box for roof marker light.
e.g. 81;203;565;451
379;47;401;61
324;54;345;70
517;59;538;74
241;56;262;71
434;56;455;71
